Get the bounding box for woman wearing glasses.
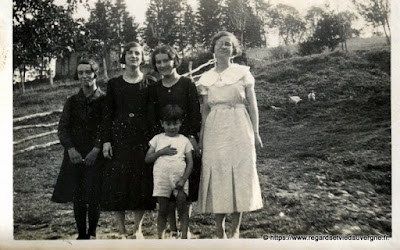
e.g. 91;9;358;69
197;31;263;239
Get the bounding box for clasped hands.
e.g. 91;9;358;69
68;147;100;166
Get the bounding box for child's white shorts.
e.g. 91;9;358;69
153;158;188;198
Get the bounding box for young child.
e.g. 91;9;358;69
145;104;193;239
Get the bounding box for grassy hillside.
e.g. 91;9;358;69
246;36;388;61
13;47;391;239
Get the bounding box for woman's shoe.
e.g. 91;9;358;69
134;231;145;239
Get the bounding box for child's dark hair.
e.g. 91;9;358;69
161;104;184;123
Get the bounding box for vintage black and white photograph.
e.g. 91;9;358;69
5;0;396;247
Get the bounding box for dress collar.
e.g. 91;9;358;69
198;64;250;87
78;87;104;102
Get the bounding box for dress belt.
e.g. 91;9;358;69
210;103;245;110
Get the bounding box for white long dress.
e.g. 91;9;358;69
197;64;263;213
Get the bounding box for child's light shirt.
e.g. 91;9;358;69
149;133;193;164
150;133;193;198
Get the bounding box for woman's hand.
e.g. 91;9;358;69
68;148;83;165
198;138;203;151
255;133;263;150
188;136;201;157
84;147;100;166
158;145;177;156
103;142;113;159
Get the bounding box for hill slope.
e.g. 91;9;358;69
13;48;391;239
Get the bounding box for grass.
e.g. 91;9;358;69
246;36;388;64
13;46;391;240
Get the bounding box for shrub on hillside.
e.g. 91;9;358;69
298;39;325;56
268;46;296;61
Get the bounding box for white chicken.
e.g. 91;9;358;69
288;95;302;105
308;90;316;101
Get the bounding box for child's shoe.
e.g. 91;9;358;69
170;231;179;239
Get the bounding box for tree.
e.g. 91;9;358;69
352;0;390;44
110;0;139;68
300;10;357;55
224;0;249;46
268;4;306;45
197;0;223;47
143;0;183;47
337;11;358;51
252;0;272;47
183;3;199;53
244;7;263;47
304;6;326;37
85;0;115;79
13;0;78;92
174;1;199;58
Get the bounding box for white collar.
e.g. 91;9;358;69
198;64;250;87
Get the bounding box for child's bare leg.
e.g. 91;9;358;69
230;212;242;239
133;210;145;239
187;203;192;237
115;211;127;234
157;197;169;239
215;214;227;239
176;190;189;239
167;200;178;234
168;200;178;237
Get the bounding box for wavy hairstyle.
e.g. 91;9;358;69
151;45;181;72
210;31;241;56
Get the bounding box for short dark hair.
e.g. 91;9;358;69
151;45;181;72
74;59;99;80
210;31;241;56
120;41;145;65
161;104;184;123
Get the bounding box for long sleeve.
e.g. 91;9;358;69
149;83;162;136
94;95;105;149
186;80;201;139
101;80;114;143
58;97;74;150
144;77;158;142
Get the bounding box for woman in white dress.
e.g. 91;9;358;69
198;31;263;239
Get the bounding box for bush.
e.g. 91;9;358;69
268;46;296;60
298;40;325;56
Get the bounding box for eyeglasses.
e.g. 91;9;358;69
215;41;233;47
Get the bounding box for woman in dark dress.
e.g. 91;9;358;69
51;59;105;240
150;45;201;238
101;42;156;239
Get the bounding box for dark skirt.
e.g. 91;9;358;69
101;145;156;211
188;155;201;202
51;151;103;204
